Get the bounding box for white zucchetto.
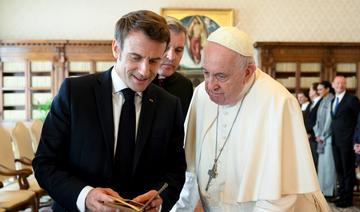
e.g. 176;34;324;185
207;27;254;57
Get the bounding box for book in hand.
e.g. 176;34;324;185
103;183;168;212
104;196;145;212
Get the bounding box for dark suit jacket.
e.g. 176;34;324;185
331;92;360;146
304;98;322;140
153;72;193;119
354;113;360;144
33;69;186;212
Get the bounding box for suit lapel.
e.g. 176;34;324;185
133;85;156;173
94;69;115;165
334;93;348;116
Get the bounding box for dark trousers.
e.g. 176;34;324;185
332;144;356;202
309;139;318;171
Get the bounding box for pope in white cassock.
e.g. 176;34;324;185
171;27;329;211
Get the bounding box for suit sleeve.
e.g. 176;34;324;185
354;113;360;144
158;98;187;211
32;78;87;211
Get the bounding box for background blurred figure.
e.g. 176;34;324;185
304;82;322;169
313;81;336;198
296;90;310;113
153;16;193;118
331;75;360;208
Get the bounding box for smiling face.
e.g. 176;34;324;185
332;76;346;94
317;84;329;97
297;93;308;104
202;42;255;105
112;31;167;92
158;30;186;78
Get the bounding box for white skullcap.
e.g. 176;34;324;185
207;26;254;57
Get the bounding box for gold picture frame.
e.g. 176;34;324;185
160;8;234;27
160;8;234;71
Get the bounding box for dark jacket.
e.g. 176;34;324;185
153;72;193;119
33;69;186;212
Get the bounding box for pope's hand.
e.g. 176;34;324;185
85;187;120;212
194;200;204;212
133;190;162;212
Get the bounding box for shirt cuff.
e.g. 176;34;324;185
76;186;94;212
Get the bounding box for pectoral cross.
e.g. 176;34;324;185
205;161;218;191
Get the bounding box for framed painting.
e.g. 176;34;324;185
161;8;234;70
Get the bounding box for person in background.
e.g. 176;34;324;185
172;26;329;211
32;10;186;212
296;90;310;114
153;16;193;118
354;113;360;164
304;82;322;169
313;81;336;198
331;75;360;208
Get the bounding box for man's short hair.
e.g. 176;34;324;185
165;16;187;35
114;10;170;48
311;82;319;94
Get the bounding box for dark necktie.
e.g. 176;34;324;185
158;78;165;88
113;88;135;194
333;97;339;114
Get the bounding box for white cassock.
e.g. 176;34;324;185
171;69;329;212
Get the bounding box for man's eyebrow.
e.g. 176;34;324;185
128;52;142;57
128;53;161;61
150;57;162;61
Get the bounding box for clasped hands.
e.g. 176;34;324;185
315;136;323;144
85;187;162;212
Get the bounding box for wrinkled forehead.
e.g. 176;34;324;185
334;77;346;83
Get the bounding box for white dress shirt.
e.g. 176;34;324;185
301;101;310;111
311;96;322;110
332;90;345;112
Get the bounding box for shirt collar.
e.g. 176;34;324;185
336;90;346;100
313;96;321;104
111;67;143;97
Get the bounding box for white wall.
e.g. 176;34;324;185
1;0;360;42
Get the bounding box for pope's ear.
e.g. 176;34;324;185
112;40;120;59
245;63;256;77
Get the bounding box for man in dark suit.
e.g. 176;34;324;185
331;75;360;208
304;82;322;169
32;10;186;212
153;17;193;118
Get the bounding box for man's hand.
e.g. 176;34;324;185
132;190;162;212
354;144;360;154
194;200;204;212
85;187;120;211
315;136;323;144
